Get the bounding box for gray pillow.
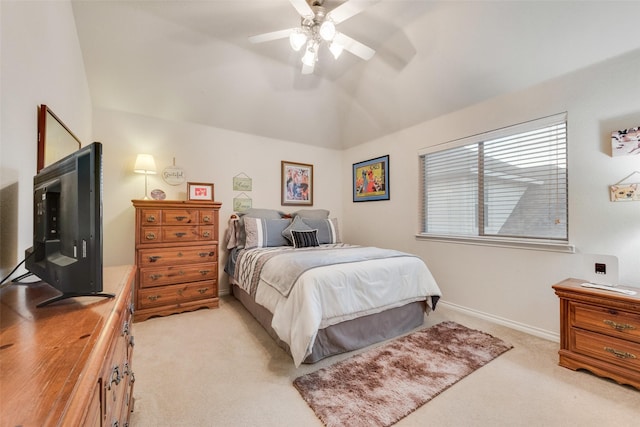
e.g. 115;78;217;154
292;209;330;219
244;218;292;249
301;218;340;244
282;216;313;243
237;208;285;247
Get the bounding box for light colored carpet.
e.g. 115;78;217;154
129;296;640;426
293;321;512;426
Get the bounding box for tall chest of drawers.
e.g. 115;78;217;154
553;278;640;389
133;200;222;322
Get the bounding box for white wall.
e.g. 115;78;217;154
342;49;640;338
0;1;91;278
92;108;343;294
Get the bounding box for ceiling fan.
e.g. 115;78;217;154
249;0;377;74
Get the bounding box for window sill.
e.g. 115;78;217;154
415;233;575;253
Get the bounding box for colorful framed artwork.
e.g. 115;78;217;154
187;182;214;201
611;126;640;156
281;161;313;206
353;155;390;202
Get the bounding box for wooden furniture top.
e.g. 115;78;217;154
552;278;640;307
131;199;222;208
0;265;135;427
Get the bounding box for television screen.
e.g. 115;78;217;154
25;142;111;307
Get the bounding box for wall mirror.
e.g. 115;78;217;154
37;104;82;172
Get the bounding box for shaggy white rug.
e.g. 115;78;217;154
293;321;513;427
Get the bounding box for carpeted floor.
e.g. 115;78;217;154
129;296;640;426
294;321;512;426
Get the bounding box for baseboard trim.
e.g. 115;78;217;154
439;301;560;343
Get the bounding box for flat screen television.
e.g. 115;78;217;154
25;141;112;307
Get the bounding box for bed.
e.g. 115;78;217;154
224;208;441;366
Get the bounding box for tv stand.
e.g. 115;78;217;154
0;265;136;426
36;291;115;307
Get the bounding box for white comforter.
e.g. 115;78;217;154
236;246;441;366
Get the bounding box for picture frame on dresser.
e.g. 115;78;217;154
187;182;214;201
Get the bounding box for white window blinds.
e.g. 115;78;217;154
419;113;568;241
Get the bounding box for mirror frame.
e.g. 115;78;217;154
37;104;82;172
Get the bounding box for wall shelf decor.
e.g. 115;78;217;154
233;173;252;191
609;171;640;202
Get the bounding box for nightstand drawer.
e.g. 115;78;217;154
571;328;640;371
571;302;640;343
138;245;216;267
139;263;217;288
137;280;217;309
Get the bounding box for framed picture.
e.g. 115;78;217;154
353;155;390;202
281;161;313;206
611;126;640;156
187;182;214;201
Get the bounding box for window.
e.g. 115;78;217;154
419;113;569;250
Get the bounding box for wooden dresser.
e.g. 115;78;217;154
132;199;221;322
553;278;640;389
0;265;136;426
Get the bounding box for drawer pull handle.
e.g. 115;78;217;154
604;347;637;360
202;231;211;238
198;287;209;294
145;232;157;240
149;274;163;280
175;215;188;221
198;252;213;258
109;366;121;388
148;255;161;263
122;321;130;336
203;215;211;222
146;215;156;223
199;270;211;275
177;252;183;257
603;320;637;331
175;232;187;237
147;295;161;301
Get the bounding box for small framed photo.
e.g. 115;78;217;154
353;155;390;202
281;161;313;206
187;182;214;201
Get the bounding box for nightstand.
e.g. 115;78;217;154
553;278;640;389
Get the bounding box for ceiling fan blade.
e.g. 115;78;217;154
328;0;380;24
249;28;294;44
333;32;375;60
289;0;314;18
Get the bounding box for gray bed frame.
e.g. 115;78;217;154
232;284;426;363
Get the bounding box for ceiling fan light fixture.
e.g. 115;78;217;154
301;42;318;67
289;28;307;51
319;19;336;41
329;41;344;59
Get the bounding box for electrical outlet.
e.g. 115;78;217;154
595;263;607;275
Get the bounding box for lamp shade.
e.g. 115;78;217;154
134;154;157;174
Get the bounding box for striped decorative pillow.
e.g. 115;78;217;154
291;229;319;248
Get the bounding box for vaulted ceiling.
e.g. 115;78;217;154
71;0;640;150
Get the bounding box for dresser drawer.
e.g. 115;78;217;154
200;210;215;224
140;209;162;225
162;209;198;225
571;328;640;372
571;302;640;343
139;263;217;288
137;280;217;309
138;245;216;267
161;226;199;242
